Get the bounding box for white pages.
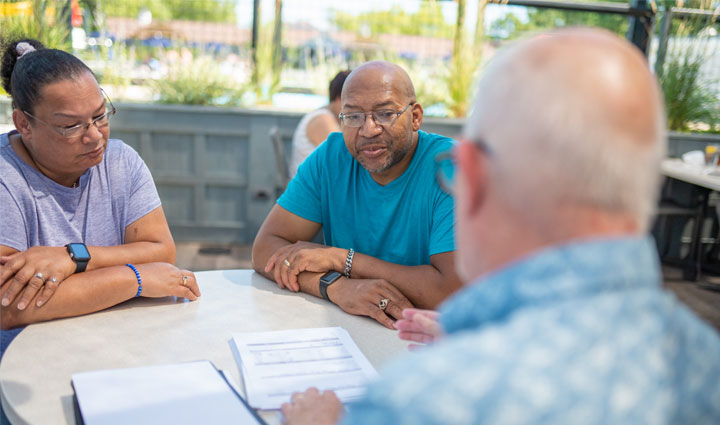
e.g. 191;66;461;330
71;360;265;425
230;326;379;410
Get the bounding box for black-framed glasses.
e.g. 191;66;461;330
23;89;116;139
339;103;413;128
435;139;492;196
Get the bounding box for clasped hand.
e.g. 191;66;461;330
0;246;76;310
265;241;343;291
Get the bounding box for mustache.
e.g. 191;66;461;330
356;139;390;150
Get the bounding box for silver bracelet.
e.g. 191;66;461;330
344;248;355;278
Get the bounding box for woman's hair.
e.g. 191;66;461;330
1;38;95;114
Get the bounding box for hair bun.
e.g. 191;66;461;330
16;42;36;59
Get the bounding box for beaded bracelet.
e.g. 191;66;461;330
125;264;142;297
344;248;355;278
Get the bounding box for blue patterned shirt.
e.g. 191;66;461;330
343;237;720;425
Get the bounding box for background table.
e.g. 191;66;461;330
660;159;720;281
661;158;720;192
0;270;409;424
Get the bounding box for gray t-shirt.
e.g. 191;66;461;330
0;132;161;250
0;132;161;361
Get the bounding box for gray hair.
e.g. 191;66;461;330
464;30;666;232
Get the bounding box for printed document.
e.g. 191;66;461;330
230;327;379;410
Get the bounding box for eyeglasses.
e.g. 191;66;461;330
339;103;413;128
23;90;116;139
435;139;492;196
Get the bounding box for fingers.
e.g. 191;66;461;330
284;254;302;292
394;308;443;345
2;266;33;308
370;308;396;329
264;250;279;274
266;245;297;291
0;253;25;290
397;330;436;345
179;270;201;300
14;273;45;310
35;277;60;307
402;308;440;321
379;286;413;321
414;310;442;333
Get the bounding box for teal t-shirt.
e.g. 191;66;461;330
278;130;455;266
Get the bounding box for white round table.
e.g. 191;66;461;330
0;270;409;424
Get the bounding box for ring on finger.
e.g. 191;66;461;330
283;259;291;267
48;277;58;284
182;275;188;286
34;272;46;282
378;298;389;311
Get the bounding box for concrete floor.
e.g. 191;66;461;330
176;242;720;332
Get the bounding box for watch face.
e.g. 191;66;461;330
320;271;342;285
68;243;91;261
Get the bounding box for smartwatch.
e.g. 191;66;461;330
318;271;343;302
66;243;91;273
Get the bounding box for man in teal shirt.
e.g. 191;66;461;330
252;61;461;328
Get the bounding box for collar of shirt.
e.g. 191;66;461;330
439;236;661;334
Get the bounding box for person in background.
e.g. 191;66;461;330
289;70;350;178
280;28;720;425
253;61;461;329
0;39;200;356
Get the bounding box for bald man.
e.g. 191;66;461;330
252;61;461;328
280;29;720;425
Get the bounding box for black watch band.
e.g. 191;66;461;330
318;271;343;302
66;243;91;273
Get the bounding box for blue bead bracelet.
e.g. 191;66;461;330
125;264;142;297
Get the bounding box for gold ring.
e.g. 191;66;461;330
283;259;291;267
378;298;389;310
182;275;188;285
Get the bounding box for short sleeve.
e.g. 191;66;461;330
0;183;28;251
277;145;323;223
429;189;455;256
122;145;162;227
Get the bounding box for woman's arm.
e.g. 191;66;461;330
0;206;175;310
0;262;200;330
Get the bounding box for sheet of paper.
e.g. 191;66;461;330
72;360;265;425
230;327;379;410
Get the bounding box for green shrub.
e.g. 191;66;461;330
660;53;720;133
0;0;70;52
152;57;245;106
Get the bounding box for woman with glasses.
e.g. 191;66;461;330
0;39;200;355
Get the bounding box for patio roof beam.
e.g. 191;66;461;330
487;0;654;18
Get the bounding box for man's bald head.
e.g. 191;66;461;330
465;28;666;231
342;61;416;103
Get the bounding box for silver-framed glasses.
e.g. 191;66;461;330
23;89;116;138
339;103;413;128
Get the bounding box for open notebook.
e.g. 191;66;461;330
72;360;267;425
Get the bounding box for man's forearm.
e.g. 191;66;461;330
349;253;461;309
0;266;139;329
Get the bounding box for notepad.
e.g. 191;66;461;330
71;360;266;425
230;327;379;410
